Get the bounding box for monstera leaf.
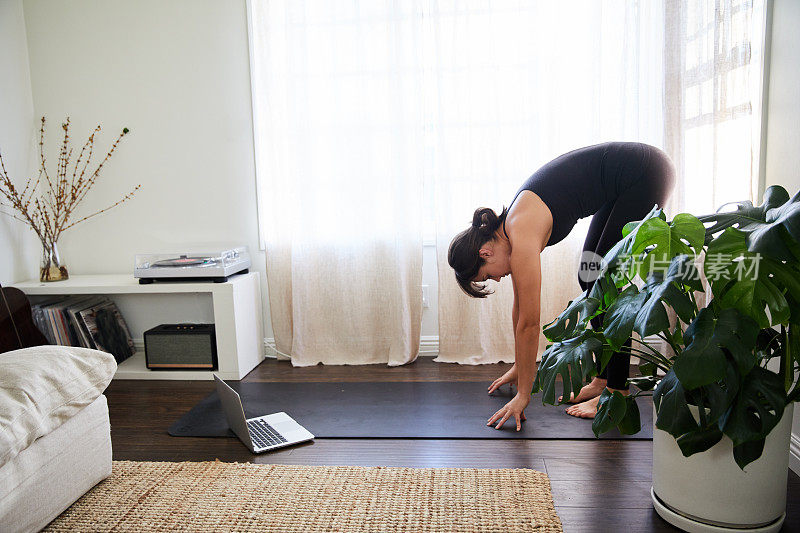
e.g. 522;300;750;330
686;363;740;428
699;185;800;261
634;279;684;338
653;369;699;438
542;292;600;342
534;330;604;405
592;389;627;435
634;262;700;339
588;272;620;308
746;191;800;261
705;227;790;328
676;426;724;457
625;212;706;280
733;439;767;471
672;307;759;390
629;217;671;278
669;213;707;256
658;362;739;457
720;366;787;468
698;186;788;243
767;258;800;305
592;389;641;436
606;205;664;272
602;285;648;350
601;255;700;349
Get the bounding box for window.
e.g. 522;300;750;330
667;0;767;216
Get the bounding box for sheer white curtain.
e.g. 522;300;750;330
249;1;426;366
664;0;767;217
249;0;766;367
432;1;666;364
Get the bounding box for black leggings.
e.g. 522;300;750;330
577;147;675;389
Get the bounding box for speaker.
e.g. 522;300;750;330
144;323;217;370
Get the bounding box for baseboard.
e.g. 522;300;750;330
263;336;441;360
790;432;800;475
418;336;439;357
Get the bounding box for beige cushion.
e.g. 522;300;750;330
0;346;116;470
0;395;112;533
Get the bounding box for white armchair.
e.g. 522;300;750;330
0;346;116;533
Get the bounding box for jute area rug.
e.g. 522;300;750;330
44;460;563;532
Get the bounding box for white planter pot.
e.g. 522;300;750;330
652;403;793;533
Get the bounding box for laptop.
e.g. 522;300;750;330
213;374;314;453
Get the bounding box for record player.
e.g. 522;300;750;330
134;247;251;284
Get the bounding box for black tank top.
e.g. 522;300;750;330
505;142;652;247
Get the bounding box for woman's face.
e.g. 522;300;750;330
473;241;511;283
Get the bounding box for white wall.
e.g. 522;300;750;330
14;0;274;337
0;0;38;283
762;0;800;474
764;1;800;195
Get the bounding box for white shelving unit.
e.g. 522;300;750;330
15;272;265;381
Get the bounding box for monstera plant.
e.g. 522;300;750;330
533;185;800;469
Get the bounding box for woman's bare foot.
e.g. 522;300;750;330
559;377;607;404
565;387;629;419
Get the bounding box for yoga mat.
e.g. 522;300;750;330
169;381;653;440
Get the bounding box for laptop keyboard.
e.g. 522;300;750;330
247;419;288;449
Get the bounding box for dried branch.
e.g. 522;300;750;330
61;184;141;233
70;127;129;212
0;205;29;225
0;116;138;252
38;117;57;213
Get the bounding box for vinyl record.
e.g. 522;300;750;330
152;256;216;267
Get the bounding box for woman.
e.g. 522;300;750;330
448;142;675;431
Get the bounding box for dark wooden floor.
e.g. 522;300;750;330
105;357;800;533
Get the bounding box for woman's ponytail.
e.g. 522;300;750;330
471;207;502;237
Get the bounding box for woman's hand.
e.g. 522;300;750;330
488;364;517;394
487;392;529;431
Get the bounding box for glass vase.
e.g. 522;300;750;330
40;241;69;282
